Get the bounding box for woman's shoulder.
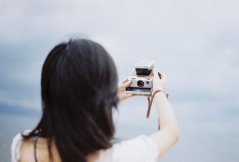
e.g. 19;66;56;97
98;135;159;162
11;130;31;162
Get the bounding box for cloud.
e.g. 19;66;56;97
0;90;41;109
0;0;238;111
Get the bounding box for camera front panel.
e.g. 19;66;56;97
128;76;153;88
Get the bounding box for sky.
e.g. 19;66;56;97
0;0;238;110
0;0;239;161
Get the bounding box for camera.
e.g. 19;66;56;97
125;60;154;95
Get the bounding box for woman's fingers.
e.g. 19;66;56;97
121;80;132;88
159;72;166;79
153;69;166;80
118;77;132;88
126;93;134;98
153;69;167;91
119;77;128;83
124;93;149;99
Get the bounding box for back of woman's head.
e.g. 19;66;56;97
24;38;119;162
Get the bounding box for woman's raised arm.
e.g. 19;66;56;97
149;70;180;159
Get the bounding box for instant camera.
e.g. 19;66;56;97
125;60;155;95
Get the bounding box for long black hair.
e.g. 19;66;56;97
23;38;119;162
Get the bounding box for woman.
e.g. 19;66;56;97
11;38;179;162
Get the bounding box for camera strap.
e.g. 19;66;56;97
146;90;168;130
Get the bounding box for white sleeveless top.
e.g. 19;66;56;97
11;130;159;162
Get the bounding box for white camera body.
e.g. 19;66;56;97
128;76;153;88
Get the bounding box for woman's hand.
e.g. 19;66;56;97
118;78;134;102
152;69;167;92
118;71;165;102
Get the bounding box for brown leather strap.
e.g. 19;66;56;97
146;90;169;130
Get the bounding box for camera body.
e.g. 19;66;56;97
126;60;155;95
128;76;153;88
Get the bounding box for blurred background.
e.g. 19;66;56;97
0;0;239;161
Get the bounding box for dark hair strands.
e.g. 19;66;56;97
22;38;119;162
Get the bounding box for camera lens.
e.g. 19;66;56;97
137;80;144;87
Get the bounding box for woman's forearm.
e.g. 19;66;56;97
154;92;179;135
149;70;179;159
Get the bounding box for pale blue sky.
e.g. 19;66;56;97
0;0;238;110
0;0;239;161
